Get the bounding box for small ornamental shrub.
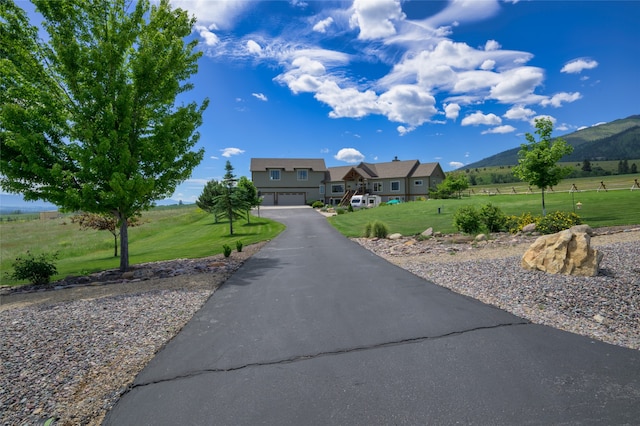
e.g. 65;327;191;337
311;201;324;208
236;240;243;252
10;251;58;285
364;220;389;238
372;221;389;238
335;207;347;215
222;244;232;258
536;211;582;234
505;212;538;234
453;206;482;234
479;203;506;232
347;204;354;212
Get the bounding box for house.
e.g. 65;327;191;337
250;157;445;206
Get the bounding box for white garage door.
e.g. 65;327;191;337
261;193;275;206
278;192;306;206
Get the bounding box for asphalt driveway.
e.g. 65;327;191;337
104;207;640;425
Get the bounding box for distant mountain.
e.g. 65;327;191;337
463;115;640;169
0;193;57;213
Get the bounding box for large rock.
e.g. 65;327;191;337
521;225;603;276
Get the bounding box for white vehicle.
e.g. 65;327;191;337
350;194;382;209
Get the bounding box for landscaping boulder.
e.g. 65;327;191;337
521;225;603;276
522;223;537;233
388;233;403;240
421;227;434;238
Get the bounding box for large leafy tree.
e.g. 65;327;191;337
0;0;208;271
237;176;261;224
513;118;573;216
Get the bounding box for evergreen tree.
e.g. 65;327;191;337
196;180;226;223
581;159;592;172
214;161;250;235
237;176;261;224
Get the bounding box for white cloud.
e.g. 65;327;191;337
171;0;250;29
313;17;334;33
449;161;464;169
246;40;262;54
480;59;495;70
444;103;460;120
489;67;545;103
504;105;535;120
422;0;501;28
220;147;246;157
252;93;268;102
461;111;501;126
540;91;581;108
484;40;501;51
210;156;219;160
350;0;405;40
196;25;219;46
320;148;329;154
561;58;598;74
378;84;438;126
334;148;365;163
397;125;415;136
482;125;516;134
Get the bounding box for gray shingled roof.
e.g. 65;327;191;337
250;158;327;172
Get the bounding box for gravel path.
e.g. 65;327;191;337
1;230;638;425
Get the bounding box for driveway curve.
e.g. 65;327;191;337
104;207;640;425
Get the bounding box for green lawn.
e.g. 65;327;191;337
328;188;640;237
0;204;284;285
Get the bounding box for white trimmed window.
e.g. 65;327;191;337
319;185;325;195
331;184;344;193
391;181;400;191
269;169;280;181
297;169;308;181
414;180;423;186
373;182;383;192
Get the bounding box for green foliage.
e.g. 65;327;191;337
433;173;469;199
505;212;539;234
335;207;347;215
9;251;58;285
236;240;243;252
237;176;261;224
479;203;506;232
311;201;324;208
0;0;208;272
196;179;226;222
212;161;250;235
363;221;389;238
513;118;574;216
453;206;482;234
536;211;582;234
71;212;141;257
348;204;354;212
222;244;232;258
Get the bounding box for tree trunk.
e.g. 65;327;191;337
541;187;546;217
119;216;129;271
113;234;118;257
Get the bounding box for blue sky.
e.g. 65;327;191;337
14;1;640;204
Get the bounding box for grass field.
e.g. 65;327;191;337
0;204;284;285
328;185;640;238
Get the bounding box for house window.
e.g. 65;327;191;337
414;180;423;186
269;169;280;181
391;181;400;191
373;182;383;192
297;169;308;181
331;184;344;193
319;185;325;195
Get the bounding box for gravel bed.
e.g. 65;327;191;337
0;289;213;425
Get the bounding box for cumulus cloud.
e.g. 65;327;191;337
461;111;501;126
313;16;334;33
504;105;535;120
196;25;219;46
484;40;501;51
171;0;249;29
540;92;581;108
561;58;598;74
444;103;461;120
482;125;516;134
449;161;464;169
220;147;246;157
350;0;405;40
334;148;365;163
246;40;262;54
252;93;268;101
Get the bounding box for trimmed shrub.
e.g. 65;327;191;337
536;211;582;234
479;203;506;232
311;201;324;208
335;207;347;215
364;220;389;238
236;240;243;252
10;251;58;285
453;206;482;234
222;244;232;258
